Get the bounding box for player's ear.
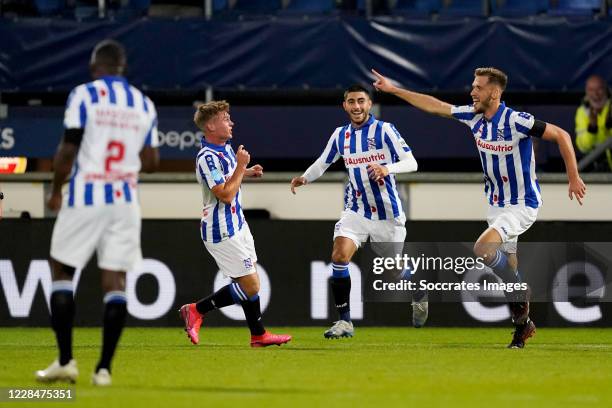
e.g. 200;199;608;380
492;86;501;100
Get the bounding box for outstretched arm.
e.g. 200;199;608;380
291;129;340;194
372;69;453;118
290;156;332;194
542;123;586;205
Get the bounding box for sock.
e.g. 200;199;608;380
195;284;237;315
487;250;528;303
331;262;351;322
399;268;427;303
50;281;75;366
487;250;521;284
96;291;127;374
241;294;265;336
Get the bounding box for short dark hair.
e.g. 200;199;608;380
344;84;371;100
194;100;230;130
474;67;508;91
90;39;126;74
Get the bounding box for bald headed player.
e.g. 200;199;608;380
36;40;159;385
373;68;586;348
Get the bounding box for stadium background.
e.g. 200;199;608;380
1;0;612;329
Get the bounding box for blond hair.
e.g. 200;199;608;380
474;67;508;91
194;100;230;130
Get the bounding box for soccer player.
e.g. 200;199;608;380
290;84;424;339
36;40;159;385
179;101;291;348
372;67;587;348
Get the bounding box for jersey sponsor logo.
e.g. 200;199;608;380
83;171;136;183
476;138;513;153
343;152;387;167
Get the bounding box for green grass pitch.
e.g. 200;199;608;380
1;327;611;407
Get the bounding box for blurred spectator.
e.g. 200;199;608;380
575;75;612;171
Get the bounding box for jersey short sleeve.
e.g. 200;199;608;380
197;153;226;189
510;111;537;139
143;96;160;148
63;85;87;129
383;122;411;162
451;105;479;127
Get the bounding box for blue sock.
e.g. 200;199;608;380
331;262;351;322
488;250;520;284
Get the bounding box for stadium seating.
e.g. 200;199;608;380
33;0;64;15
282;0;335;14
490;0;548;17
548;0;602;16
391;0;442;18
232;0;282;15
438;0;486;18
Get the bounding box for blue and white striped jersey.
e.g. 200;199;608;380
195;140;245;243
63;75;159;208
304;115;411;220
451;102;542;208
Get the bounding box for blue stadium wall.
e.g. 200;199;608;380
1;219;611;327
0;105;576;161
1;17;611;92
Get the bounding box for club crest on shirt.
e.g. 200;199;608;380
496;129;505;141
367;136;377;150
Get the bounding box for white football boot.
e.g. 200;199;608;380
35;359;78;383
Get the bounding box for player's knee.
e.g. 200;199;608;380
331;249;351;264
241;281;259;298
51;259;75;280
473;241;492;261
237;275;259;298
101;270;126;293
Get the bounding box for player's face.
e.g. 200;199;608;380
211;111;234;140
470;76;496;114
343;92;372;126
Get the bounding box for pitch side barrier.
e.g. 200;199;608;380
1;219;611;327
2;172;612;220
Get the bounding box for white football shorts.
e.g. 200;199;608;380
50;203;142;271
204;223;257;279
487;204;539;253
333;210;407;249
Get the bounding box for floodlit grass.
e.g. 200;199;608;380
1;327;611;407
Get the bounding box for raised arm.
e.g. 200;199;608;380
372;69;453;118
541;123;586;205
